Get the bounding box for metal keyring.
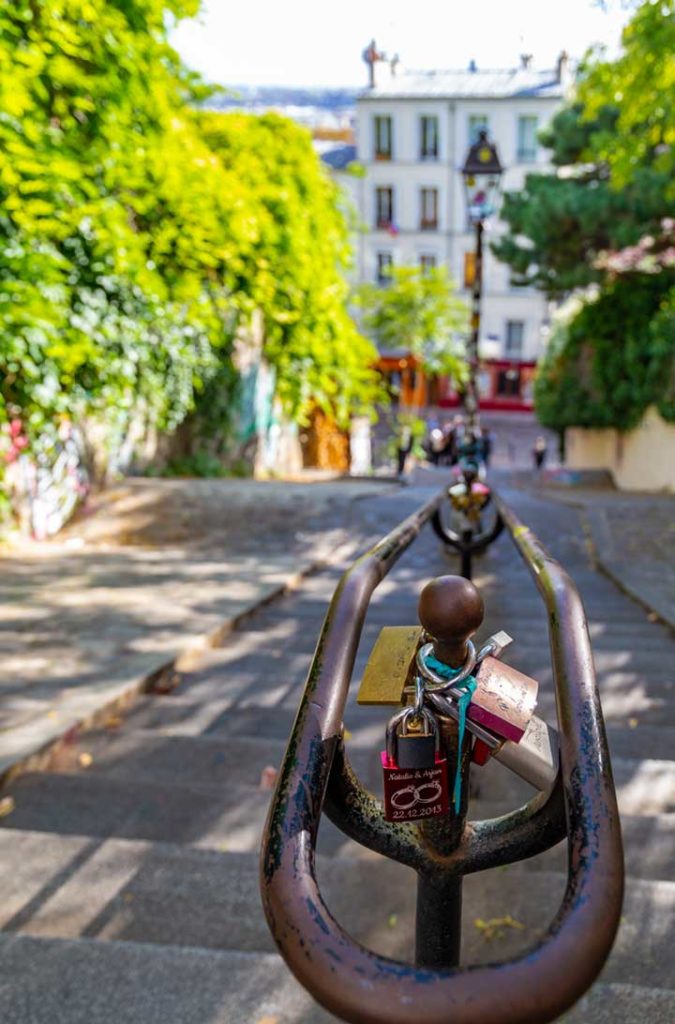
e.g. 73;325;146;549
412;675;425;717
416;640;476;694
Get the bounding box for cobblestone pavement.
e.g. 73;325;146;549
0;477;399;776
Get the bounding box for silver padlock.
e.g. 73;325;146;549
425;688;559;791
494;714;559;791
417;638;539;744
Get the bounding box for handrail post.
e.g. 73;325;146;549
415;718;471;967
416;872;463;967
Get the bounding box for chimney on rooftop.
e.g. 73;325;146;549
520;53;533;70
363;39;387;89
556;50;569;83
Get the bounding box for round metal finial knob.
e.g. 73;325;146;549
418;575;484;667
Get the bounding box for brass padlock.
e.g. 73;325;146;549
357;625;422;705
448;480;491;525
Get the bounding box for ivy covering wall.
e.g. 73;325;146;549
0;1;379;505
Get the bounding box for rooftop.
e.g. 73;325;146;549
362;66;565;101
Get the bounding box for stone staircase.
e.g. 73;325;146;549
1;483;673;1023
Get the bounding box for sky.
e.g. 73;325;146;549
170;0;636;88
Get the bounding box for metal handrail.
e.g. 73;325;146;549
260;489;624;1024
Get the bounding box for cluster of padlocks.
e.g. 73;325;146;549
447;463;492;532
357;575;559;822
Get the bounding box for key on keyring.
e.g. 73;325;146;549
381;706;449;822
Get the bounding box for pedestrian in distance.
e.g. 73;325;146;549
396;422;413;476
425;414;444;465
532;435;548;472
481;427;494;469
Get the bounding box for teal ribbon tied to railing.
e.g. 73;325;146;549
422;652;477;812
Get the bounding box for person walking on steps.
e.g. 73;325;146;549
397;422;413;475
532;435;548;472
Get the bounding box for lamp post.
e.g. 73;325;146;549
460;131;503;433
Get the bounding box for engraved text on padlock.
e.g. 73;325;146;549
381;709;449;822
467;656;538;744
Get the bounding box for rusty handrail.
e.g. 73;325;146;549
260;489;623;1024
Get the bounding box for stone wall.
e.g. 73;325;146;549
566;407;675;492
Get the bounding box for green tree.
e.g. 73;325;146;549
494;0;674;432
354;266;468;379
492;101;667;297
578;0;675;196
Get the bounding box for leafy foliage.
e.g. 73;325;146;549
534;277;675;431
354;266;468;379
494;0;675;431
198;112;380;427
0;0;378;494
0;0;225;446
577;0;675;196
492;102;667;297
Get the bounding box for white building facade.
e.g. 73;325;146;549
354;58;568;401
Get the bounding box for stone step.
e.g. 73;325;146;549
0;832;414;960
497;655;672;693
1;768;671;882
1;928;672;1024
560;983;675;1024
606;723;675;761
533;685;675;730
466;806;674;884
0;934;335;1024
108;695;392;750
0;834;672;990
116;696;675;772
472;754;675;816
0;771;356;854
41;729;380;793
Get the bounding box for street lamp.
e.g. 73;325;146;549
461;130;503;432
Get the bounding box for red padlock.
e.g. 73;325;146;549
471;738;493;766
381;707;449;822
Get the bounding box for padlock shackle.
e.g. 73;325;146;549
385;703;439;763
261;488;623;1024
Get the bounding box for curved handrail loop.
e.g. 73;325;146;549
261;489;623;1024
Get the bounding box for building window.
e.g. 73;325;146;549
420;116;439;159
374;115;393;160
420;253;437;273
505;320;525;358
376;252;393;284
468;114;489;144
517;116;538;162
420;188;438;230
375;187;394;229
